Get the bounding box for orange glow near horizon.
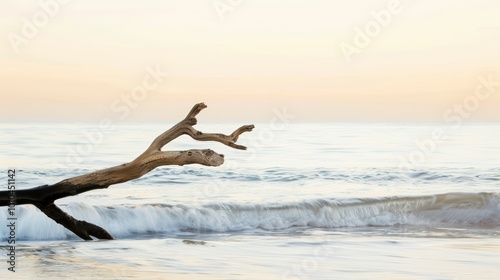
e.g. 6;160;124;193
1;0;499;122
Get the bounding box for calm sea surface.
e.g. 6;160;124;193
1;122;499;279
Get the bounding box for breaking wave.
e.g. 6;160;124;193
1;192;499;241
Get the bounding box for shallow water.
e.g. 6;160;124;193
1;122;499;279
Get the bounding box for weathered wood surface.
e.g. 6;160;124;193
0;103;254;240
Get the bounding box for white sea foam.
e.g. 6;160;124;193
2;192;498;241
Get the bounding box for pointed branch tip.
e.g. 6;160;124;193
186;102;208;120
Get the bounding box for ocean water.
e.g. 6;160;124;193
1;122;499;279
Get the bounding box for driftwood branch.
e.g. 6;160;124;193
0;103;254;240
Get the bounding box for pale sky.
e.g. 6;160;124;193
1;0;499;122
